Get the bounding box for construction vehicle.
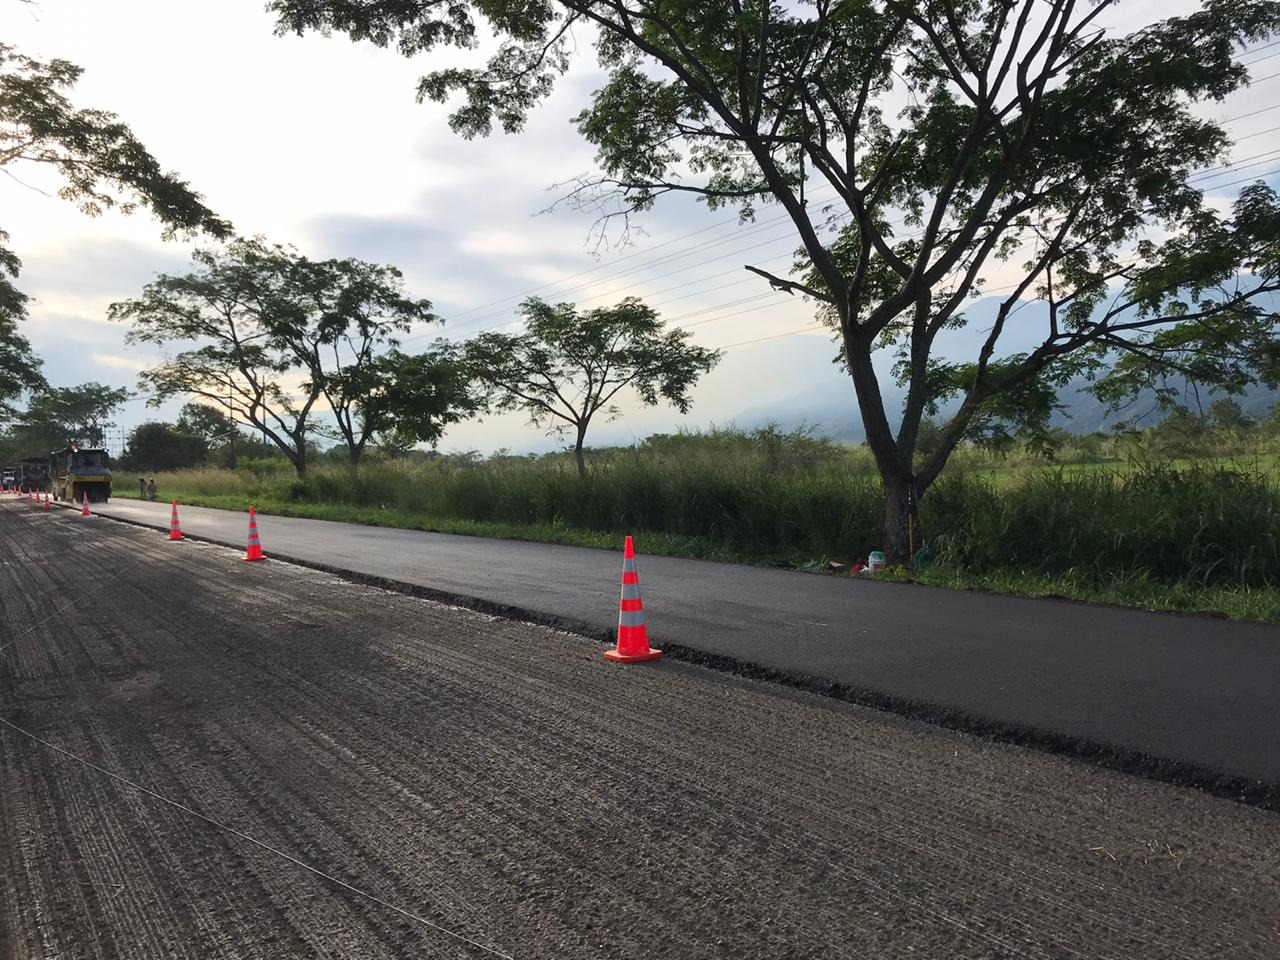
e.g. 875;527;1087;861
17;457;51;494
50;445;112;503
1;468;14;491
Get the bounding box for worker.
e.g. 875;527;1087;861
147;478;157;501
139;477;146;498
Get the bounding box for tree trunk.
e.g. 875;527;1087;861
881;471;922;567
573;432;586;478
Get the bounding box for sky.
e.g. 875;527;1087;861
4;0;1280;455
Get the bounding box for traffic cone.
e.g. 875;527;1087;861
243;506;265;562
604;536;662;663
168;501;184;541
42;493;50;511
81;491;91;517
27;490;33;504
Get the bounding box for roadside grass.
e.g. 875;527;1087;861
121;427;1280;623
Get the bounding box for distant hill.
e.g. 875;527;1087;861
722;296;1280;441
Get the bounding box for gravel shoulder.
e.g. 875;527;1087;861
1;501;1278;959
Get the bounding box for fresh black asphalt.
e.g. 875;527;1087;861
88;499;1280;798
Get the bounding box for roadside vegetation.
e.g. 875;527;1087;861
124;408;1280;623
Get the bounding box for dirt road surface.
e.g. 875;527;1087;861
1;501;1278;959
88;497;1280;792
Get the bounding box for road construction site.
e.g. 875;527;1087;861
2;498;1280;958
84;496;1280;798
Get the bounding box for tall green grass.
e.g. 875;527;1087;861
140;427;1280;599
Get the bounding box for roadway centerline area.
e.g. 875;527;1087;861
1;501;1278;959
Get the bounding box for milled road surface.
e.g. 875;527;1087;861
87;496;1280;792
2;501;1279;958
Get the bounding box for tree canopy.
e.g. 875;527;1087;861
123;421;208;473
0;39;230;421
464;296;720;474
272;0;1280;559
332;345;482;458
3;382;129;453
111;238;464;474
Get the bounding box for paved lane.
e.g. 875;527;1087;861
84;496;1280;790
3;503;1279;959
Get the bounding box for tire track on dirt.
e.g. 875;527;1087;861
2;502;1278;959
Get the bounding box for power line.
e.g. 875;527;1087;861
705;162;1280;352
404;114;1277;352
1221;102;1280;124
1229;122;1280;143
0;717;516;960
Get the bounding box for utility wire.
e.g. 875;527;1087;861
408;68;1280;340
0;716;516;960
408;116;1279;350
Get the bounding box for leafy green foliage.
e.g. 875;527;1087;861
279;257;439;462
4;382;129;452
0;40;229;419
176;401;240;447
341;345;482;456
0;306;43;422
463;296;720;473
111;238;439;474
122;421;208;472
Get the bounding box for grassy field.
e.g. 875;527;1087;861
122;427;1280;623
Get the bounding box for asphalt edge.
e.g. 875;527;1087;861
85;504;1280;813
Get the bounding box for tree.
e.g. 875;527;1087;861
0;42;229;418
1150;406;1210;459
0;309;43;423
272;0;1280;561
112;240;321;478
7;382;129;452
176;401;242;466
335;346;481;458
275;257;439;465
464;297;719;475
1208;397;1254;434
123;422;208;472
112;239;439;476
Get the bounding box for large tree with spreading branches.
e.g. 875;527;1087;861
272;0;1280;560
464;296;720;474
0;38;229;420
111;238;461;475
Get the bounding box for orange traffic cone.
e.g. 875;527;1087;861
604;536;662;663
243;506;265;561
42;493;50;511
27;490;33;504
168;501;184;541
81;491;91;517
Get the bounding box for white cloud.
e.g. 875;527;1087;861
90;353;149;373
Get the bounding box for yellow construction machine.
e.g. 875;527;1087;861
51;445;113;503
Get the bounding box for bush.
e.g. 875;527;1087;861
142;427;1280;589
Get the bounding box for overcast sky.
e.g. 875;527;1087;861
5;0;1279;454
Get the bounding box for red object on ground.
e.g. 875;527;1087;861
604;535;663;664
81;492;90;517
243;506;266;561
168;501;184;541
42;493;50;511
